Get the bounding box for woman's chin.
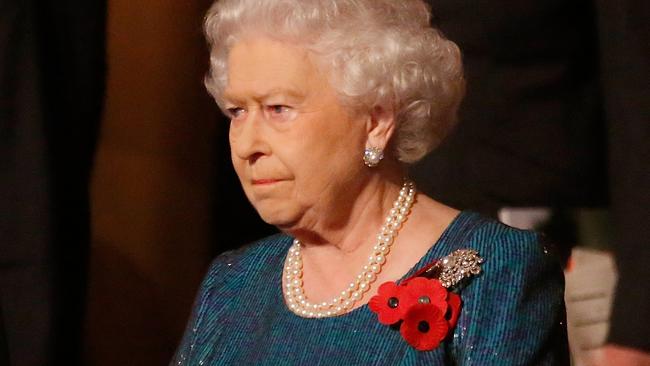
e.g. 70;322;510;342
254;205;301;229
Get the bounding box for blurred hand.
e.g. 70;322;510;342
586;344;650;366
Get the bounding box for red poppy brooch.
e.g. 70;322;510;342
369;249;484;351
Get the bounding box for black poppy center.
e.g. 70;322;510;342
417;320;430;333
387;297;399;308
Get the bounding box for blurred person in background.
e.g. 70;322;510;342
412;0;649;365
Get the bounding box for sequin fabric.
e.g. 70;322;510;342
171;211;569;365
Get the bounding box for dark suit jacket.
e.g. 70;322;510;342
413;0;649;351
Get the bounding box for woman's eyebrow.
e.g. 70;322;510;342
223;87;306;103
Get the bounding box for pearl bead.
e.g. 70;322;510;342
365;272;376;281
291;261;302;269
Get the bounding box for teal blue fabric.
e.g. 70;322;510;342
171;211;569;365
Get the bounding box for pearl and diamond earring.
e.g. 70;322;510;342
363;147;384;167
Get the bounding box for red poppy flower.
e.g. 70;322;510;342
400;303;449;351
403;277;448;315
369;249;479;351
368;281;411;325
446;292;462;329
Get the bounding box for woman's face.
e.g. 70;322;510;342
223;38;369;229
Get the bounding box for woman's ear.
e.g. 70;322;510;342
365;105;396;150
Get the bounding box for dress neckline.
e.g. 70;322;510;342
277;210;477;320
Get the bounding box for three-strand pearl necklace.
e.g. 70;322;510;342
283;179;416;318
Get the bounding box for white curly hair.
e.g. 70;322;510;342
204;0;465;163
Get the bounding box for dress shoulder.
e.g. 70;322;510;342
447;215;569;365
463;217;563;279
201;233;293;291
170;233;293;365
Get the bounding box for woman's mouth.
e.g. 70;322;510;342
252;179;283;185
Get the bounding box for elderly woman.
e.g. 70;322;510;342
172;0;568;364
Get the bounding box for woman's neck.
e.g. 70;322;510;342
286;164;405;255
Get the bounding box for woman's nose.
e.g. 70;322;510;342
230;110;268;163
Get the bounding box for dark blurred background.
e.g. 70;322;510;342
0;0;647;365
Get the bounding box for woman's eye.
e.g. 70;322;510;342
226;107;245;119
266;105;291;116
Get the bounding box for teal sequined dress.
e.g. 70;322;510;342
172;211;569;365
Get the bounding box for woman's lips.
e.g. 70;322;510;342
252;179;283;185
